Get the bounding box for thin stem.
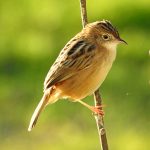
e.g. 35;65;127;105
79;0;88;27
94;89;109;150
79;0;109;150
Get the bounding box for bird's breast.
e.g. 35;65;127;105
56;48;116;100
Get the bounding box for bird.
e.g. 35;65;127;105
28;20;127;131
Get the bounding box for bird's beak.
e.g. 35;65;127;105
118;37;127;45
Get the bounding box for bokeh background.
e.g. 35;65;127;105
0;0;150;150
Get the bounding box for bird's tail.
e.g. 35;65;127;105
28;88;53;132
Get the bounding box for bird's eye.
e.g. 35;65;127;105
102;34;110;40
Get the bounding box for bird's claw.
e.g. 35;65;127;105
91;105;104;116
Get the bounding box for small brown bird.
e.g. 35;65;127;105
28;20;126;131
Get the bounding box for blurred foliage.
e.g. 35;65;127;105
0;0;150;150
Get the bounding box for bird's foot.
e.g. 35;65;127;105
77;100;104;116
91;105;104;116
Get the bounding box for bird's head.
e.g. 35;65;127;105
86;20;127;49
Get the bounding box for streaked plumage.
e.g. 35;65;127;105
28;20;126;131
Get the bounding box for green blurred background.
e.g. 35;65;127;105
0;0;150;150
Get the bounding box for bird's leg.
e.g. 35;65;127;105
78;100;104;116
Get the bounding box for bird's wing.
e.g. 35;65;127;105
44;36;96;91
